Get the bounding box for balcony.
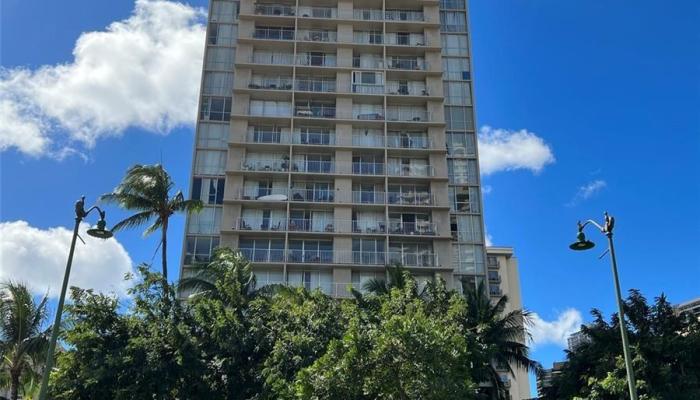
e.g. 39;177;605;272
386;83;429;96
245;130;290;144
388;221;437;236
387;136;432;149
352;56;384;69
247;76;293;90
240;248;286;263
287;219;386;234
250;52;295;65
387;191;433;206
253;27;295;40
298;6;337;19
351;161;385;175
354;111;385;121
352;83;385;94
387;58;427;71
295;105;336;119
353;32;383;45
386;109;430;122
235;217;287;232
386;34;426;47
298;29;337;42
292;131;335;145
489;286;502;297
240;158;289;172
289;188;335;202
287;249;334;264
352;9;383;21
352;190;386;204
387;163;434;177
385;10;425;22
388;251;438;267
488;274;501;283
352;135;385;147
254;4;295;16
295;78;337;93
292;160;334;173
235;187;289;201
296;53;337;67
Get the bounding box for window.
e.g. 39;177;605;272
192;177;225;204
239;239;285;262
440;11;467;32
197;123;228;148
188;206;222;234
442;57;470;81
446;131;476;156
440;0;466;10
444;106;474;130
288;270;332;293
388;241;434;266
448;159;478;184
288;240;333;263
194;150;227;175
206;47;235;70
448;186;480;212
203;72;234;95
443;82;472;105
184;235;220;264
254;269;284;287
250;100;292;116
452;244;485;274
200;97;232;121
208;23;237;46
352;239;386;264
451;215;483;242
441;34;468;55
211;1;238;23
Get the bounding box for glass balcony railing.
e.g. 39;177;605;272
387;191;434;206
247;77;293;90
298;7;337;19
386;109;431;122
295;78;336;93
354;111;385;121
236;187;289;200
294;105;336;118
254;4;295;16
292;132;335;145
353;32;383;45
388;251;437;267
235;217;287;231
240;159;290;172
289;188;335;202
351;190;386;204
388;221;437;236
386;58;427;70
387;136;432;149
286;219;386;234
353;9;383;21
387;163;434;177
352;135;385;147
352;161;385;175
352;56;384;69
251;53;295;65
287;249;334;264
292;160;335;173
352;83;385;94
240;248;286;263
246;130;290;144
298;29;337;42
386;35;426;47
386;84;429;96
296;54;337;67
253;27;295;40
385;10;425;22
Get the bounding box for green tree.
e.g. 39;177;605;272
543;290;700;399
101;164;202;283
0;282;49;400
461;281;541;400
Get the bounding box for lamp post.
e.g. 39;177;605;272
569;212;638;400
38;196;113;400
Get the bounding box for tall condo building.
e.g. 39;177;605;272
182;0;487;296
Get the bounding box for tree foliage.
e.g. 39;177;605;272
542;290;700;400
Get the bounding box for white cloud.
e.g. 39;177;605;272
567;179;607;206
478;126;555;175
0;221;134;297
529;308;583;348
0;0;206;157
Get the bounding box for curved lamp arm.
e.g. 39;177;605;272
577;212;615;236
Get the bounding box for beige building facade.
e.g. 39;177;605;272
182;0;489;296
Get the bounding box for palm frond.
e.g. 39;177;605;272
110;210;155;233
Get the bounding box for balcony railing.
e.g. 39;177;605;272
247;77;293;90
387;59;427;70
355;112;384;121
386;35;426;47
292;131;335;145
387;136;432;149
352;161;385;175
385;10;425;22
254;4;295;16
253;27;295;40
292;160;335;173
387;192;433;206
287;249;334;264
386;109;430;122
353;32;383;45
352;135;385;147
298;7;337;18
295;78;336;93
352;83;385;94
353;9;383;21
295;105;336;118
236;187;289;200
248;107;293;117
352;190;386;204
241;159;289;172
388;221;437;236
387;163;434;177
289;188;335;202
246;130;290;144
287;219;387;234
251;52;295;65
298;29;337;42
296;54;337;67
388;251;438;267
235;217;287;231
386;84;429;96
240;248;286;263
353;56;384;69
239;248;437;267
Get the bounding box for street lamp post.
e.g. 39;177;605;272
38;196;113;400
569;212;638;400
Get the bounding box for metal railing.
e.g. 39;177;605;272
387;192;434;206
292;131;335;145
385;10;425;21
287;219;387;234
292;160;335;173
352;161;385;175
253;27;295;40
240;159;290;172
236;187;289;200
353;9;383;21
351;190;386;204
298;7;337;18
352;56;384;68
287;249;334;263
353;32;383;45
386;34;426;46
248;107;293;117
386;83;428;96
352;83;385;94
388;221;437;236
352;135;384;147
296;54;337;67
294;105;336;118
239;248;286;263
251;52;295;65
295;78;336;93
289;188;335;202
387;136;432;149
254;4;295;16
387;163;434;177
387;251;438;267
246;130;290;144
386;58;427;71
239;249;437;268
354;112;385;121
235;217;287;231
247;76;293;90
298;29;337;42
386;109;430;122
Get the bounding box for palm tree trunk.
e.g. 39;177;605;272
161;217;168;282
10;369;20;400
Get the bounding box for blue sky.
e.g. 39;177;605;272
1;0;699;394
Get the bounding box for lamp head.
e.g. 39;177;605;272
569;228;595;251
87;215;113;239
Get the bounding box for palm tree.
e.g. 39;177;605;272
0;282;49;400
101;164;202;283
361;263;410;295
177;248;258;303
462;280;542;400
